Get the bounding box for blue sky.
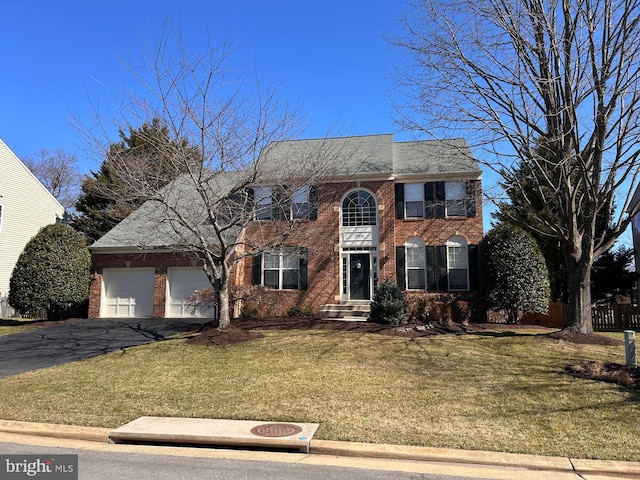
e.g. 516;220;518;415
0;0;409;171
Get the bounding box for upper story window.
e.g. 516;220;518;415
445;182;466;217
404;184;424;218
254;186;273;220
342;190;377;226
291;186;311;220
252;185;317;221
395;181;477;219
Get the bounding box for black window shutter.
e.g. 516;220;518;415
246;188;255;216
435;182;446;218
308;186;318;220
437;245;448;290
465;181;477;218
299;247;308;290
252;254;262;285
426;246;436;291
395;183;404;219
468;244;479;290
424;182;434;218
395;246;406;290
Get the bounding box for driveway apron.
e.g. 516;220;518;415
0;317;211;377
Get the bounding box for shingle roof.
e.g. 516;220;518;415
259;134;480;179
91;134;481;250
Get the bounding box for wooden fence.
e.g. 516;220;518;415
0;293;47;320
521;302;640;330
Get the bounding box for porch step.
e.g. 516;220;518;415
320;303;371;322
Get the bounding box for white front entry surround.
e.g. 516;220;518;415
339;189;380;302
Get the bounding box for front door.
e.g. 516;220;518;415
349;253;371;300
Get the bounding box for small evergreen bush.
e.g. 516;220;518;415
369;279;408;325
286;305;313;317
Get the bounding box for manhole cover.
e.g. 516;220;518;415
250;423;303;437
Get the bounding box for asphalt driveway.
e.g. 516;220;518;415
0;317;211;378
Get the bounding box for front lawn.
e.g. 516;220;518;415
0;318;42;336
0;323;637;461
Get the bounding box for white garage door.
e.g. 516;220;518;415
167;267;217;318
102;268;155;317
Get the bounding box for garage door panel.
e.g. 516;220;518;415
102;269;155;318
168;268;216;318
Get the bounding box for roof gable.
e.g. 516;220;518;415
0;138;65;211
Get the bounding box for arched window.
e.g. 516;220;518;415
342;190;377;226
406;237;426;290
446;236;469;290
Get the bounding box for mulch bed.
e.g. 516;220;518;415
186;316;496;346
187;317;639;391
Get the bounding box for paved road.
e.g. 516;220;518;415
0;442;476;480
0;317;211;377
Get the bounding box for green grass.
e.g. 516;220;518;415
0;318;42;336
0;326;638;461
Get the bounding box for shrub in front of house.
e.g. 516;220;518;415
405;292;479;325
286;305;313;317
9;224;91;321
369;279;408;325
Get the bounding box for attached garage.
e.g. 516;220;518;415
167;267;217;318
102;268;155;318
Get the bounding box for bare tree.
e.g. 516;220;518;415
23;149;81;210
393;0;640;333
81;28;344;328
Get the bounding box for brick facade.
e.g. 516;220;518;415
88;135;483;319
88;179;483;318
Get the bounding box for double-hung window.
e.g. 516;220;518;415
445;182;466;217
261;247;307;290
254;187;273;220
396;181;476;219
447;236;469;290
404;184;424;218
291;186;310;220
406;237;426;289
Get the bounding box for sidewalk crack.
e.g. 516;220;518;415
568;457;587;480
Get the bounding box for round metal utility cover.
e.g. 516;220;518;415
250;423;303;437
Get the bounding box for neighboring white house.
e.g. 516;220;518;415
0;138;64;296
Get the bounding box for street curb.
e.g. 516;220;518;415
0;420;110;444
2;420;640;477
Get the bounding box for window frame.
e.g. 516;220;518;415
342;190;377;227
405;237;427;290
261;247;306;290
445;181;466;217
404;184;425;219
291;185;311;220
254;186;273;220
446;236;469;291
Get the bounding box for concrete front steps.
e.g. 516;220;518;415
320;303;371;322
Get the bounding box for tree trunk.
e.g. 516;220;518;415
216;278;231;329
565;257;593;334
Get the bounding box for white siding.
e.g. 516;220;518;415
0;139;64;295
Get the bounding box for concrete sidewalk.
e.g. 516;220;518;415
0;419;638;479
